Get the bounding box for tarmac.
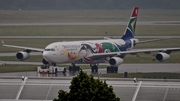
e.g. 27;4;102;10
0;63;180;78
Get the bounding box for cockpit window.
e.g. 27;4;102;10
44;48;55;51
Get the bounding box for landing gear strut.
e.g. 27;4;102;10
69;63;80;72
90;64;98;73
51;63;56;66
107;66;118;73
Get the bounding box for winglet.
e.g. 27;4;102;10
1;40;5;46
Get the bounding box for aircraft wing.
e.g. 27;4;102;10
1;41;44;52
87;47;180;60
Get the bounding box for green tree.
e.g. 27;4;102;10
54;69;120;101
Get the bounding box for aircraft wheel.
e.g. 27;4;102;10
55;68;58;74
69;66;72;71
77;66;80;71
113;66;116;73
107;66;110;73
72;66;77;71
91;66;94;72
108;66;112;73
110;66;115;73
63;68;66;73
115;67;118;73
94;65;98;73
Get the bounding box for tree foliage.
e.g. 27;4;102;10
53;69;120;101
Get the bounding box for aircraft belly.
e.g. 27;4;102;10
91;59;106;64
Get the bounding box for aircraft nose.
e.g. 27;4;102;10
43;51;49;61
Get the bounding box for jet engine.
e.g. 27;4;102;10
42;59;49;64
16;51;30;61
109;57;124;67
155;52;170;62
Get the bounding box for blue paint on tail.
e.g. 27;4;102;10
121;7;138;40
121;29;134;40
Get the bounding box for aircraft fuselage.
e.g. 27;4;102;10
43;39;135;64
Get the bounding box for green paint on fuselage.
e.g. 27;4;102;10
101;42;119;52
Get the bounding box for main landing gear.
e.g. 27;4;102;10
68;63;98;73
90;64;98;73
107;66;118;73
69;63;80;72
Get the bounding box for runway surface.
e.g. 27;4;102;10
0;60;179;73
0;21;180;26
0;60;180;77
0;78;180;101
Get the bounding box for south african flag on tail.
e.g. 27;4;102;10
121;6;139;40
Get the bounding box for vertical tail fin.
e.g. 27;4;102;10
121;6;139;40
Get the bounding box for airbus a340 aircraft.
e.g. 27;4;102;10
2;7;180;73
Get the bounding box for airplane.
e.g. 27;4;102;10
2;6;180;73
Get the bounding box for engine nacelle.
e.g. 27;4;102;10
155;52;170;62
42;59;49;64
109;57;124;67
16;51;30;61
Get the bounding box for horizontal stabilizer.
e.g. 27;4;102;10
1;40;5;46
136;37;172;44
104;37;112;40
